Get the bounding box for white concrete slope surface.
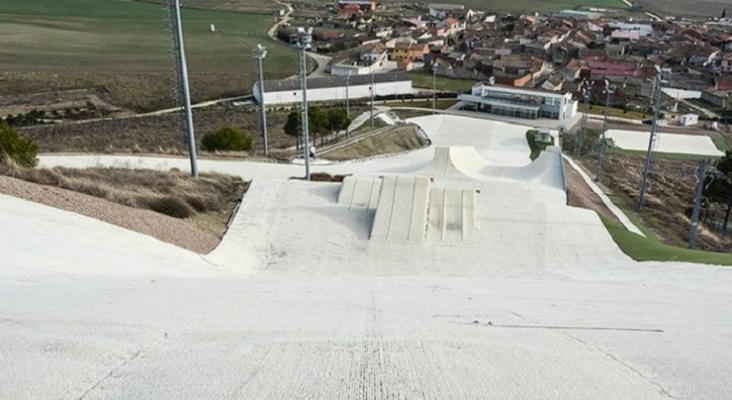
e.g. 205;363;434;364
606;129;724;158
3;115;732;399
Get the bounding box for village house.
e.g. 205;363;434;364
392;42;430;62
337;0;376;12
428;3;464;20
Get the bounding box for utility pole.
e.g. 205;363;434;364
638;73;663;210
170;0;198;178
432;64;437;115
688;159;707;249
575;80;591;159
345;71;351;138
253;44;269;156
292;27;312;181
370;67;375;127
595;79;614;182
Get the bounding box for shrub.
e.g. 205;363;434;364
201;127;252;152
0;122;38;168
185;195;208;212
146;196;193;218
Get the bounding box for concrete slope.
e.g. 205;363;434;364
4;114;732;399
0;194;217;279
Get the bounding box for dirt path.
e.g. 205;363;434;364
267;0;293;40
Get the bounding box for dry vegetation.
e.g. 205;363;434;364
585;152;732;252
20;106;291;155
0;163;248;240
564;160;622;225
322;124;427;161
0;71;287;114
19;104;370;157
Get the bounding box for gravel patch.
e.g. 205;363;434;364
0;176;220;254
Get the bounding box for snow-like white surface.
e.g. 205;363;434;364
4;115;732;399
563;155;646;237
662;87;701;99
606;129;724;157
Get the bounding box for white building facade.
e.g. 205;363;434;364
253;73;413;105
458;82;578;121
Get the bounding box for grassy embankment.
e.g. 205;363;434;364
323;125;426;161
601;199;732;266
0;163;247;236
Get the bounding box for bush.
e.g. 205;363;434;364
201;127;252;152
0;122;38;168
146;196;193;218
185;195;208;212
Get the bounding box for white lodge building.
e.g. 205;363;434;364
458;82;578;120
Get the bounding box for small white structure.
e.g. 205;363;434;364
679;113;699;126
253;72;413;105
210;24;215;32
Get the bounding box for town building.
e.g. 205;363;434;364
457;80;578;120
337;0;376;11
428;3;464;20
392;42;430;62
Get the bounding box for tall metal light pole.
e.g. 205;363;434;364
253;44;269;156
432;64;437;115
292;27;312;181
345;71;351;138
370;67;375;127
595;79;614;182
688;159;708;249
638;73;663;210
575;80;591;159
170;0;198;178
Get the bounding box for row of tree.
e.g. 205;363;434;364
283;107;350;149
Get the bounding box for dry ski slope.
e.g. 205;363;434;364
2;115;732;399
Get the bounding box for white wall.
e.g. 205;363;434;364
260;81;413;105
331;64;373;76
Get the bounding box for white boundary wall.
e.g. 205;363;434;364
257;81;413;105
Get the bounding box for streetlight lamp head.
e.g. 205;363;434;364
253;43;267;59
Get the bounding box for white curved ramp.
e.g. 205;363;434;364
419;146;565;189
417;146;486;180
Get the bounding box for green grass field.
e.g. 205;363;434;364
600;194;732;266
0;0;296;75
375;0;627;13
407;72;476;92
603;217;732;266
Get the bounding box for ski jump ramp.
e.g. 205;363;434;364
206;117;624;273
